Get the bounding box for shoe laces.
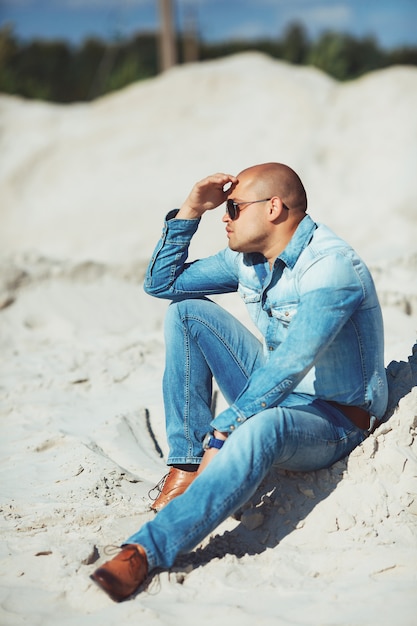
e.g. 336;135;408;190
147;472;169;501
103;544;124;557
103;544;123;556
103;544;143;567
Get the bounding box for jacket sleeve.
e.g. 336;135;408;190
144;211;239;299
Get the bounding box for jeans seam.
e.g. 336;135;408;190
182;312;256;380
182;322;193;458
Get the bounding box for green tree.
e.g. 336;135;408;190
308;32;351;80
86;34;158;99
388;45;417;67
281;22;309;64
308;31;387;80
73;37;107;100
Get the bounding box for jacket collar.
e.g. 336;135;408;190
276;214;316;270
244;214;317;271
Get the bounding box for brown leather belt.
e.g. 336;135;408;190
328;401;379;433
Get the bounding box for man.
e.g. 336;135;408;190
91;162;388;602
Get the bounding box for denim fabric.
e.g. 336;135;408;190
126;393;366;570
162;298;264;464
128;210;388;570
145;211;388;432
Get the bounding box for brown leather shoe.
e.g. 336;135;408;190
149;467;196;512
90;544;148;602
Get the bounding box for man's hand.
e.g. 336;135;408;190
176;173;238;220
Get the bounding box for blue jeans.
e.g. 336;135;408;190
126;298;366;570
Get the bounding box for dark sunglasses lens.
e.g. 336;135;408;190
226;200;237;220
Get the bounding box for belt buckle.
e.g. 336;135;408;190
366;415;379;436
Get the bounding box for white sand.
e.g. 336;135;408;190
0;52;416;625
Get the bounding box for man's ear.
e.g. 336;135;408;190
269;196;286;220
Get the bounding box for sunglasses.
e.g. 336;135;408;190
226;198;272;221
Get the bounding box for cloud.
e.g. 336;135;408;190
226;19;272;42
230;2;353;40
302;4;353;29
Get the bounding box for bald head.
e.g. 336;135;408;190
237;163;307;214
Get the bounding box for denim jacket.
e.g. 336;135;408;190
145;211;388;431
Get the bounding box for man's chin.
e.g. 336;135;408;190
228;240;240;252
230;243;250;255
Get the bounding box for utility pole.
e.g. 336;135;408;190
158;0;177;72
183;4;199;64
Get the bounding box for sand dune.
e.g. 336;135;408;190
1;53;416;263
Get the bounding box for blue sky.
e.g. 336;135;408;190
1;0;416;49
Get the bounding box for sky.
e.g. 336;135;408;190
1;0;416;50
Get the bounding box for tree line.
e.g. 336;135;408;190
1;22;416;103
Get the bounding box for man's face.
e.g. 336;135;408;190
222;173;270;255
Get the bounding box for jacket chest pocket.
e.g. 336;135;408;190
238;286;262;324
269;305;298;328
264;304;298;351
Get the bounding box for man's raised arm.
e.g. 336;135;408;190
176;172;237;220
